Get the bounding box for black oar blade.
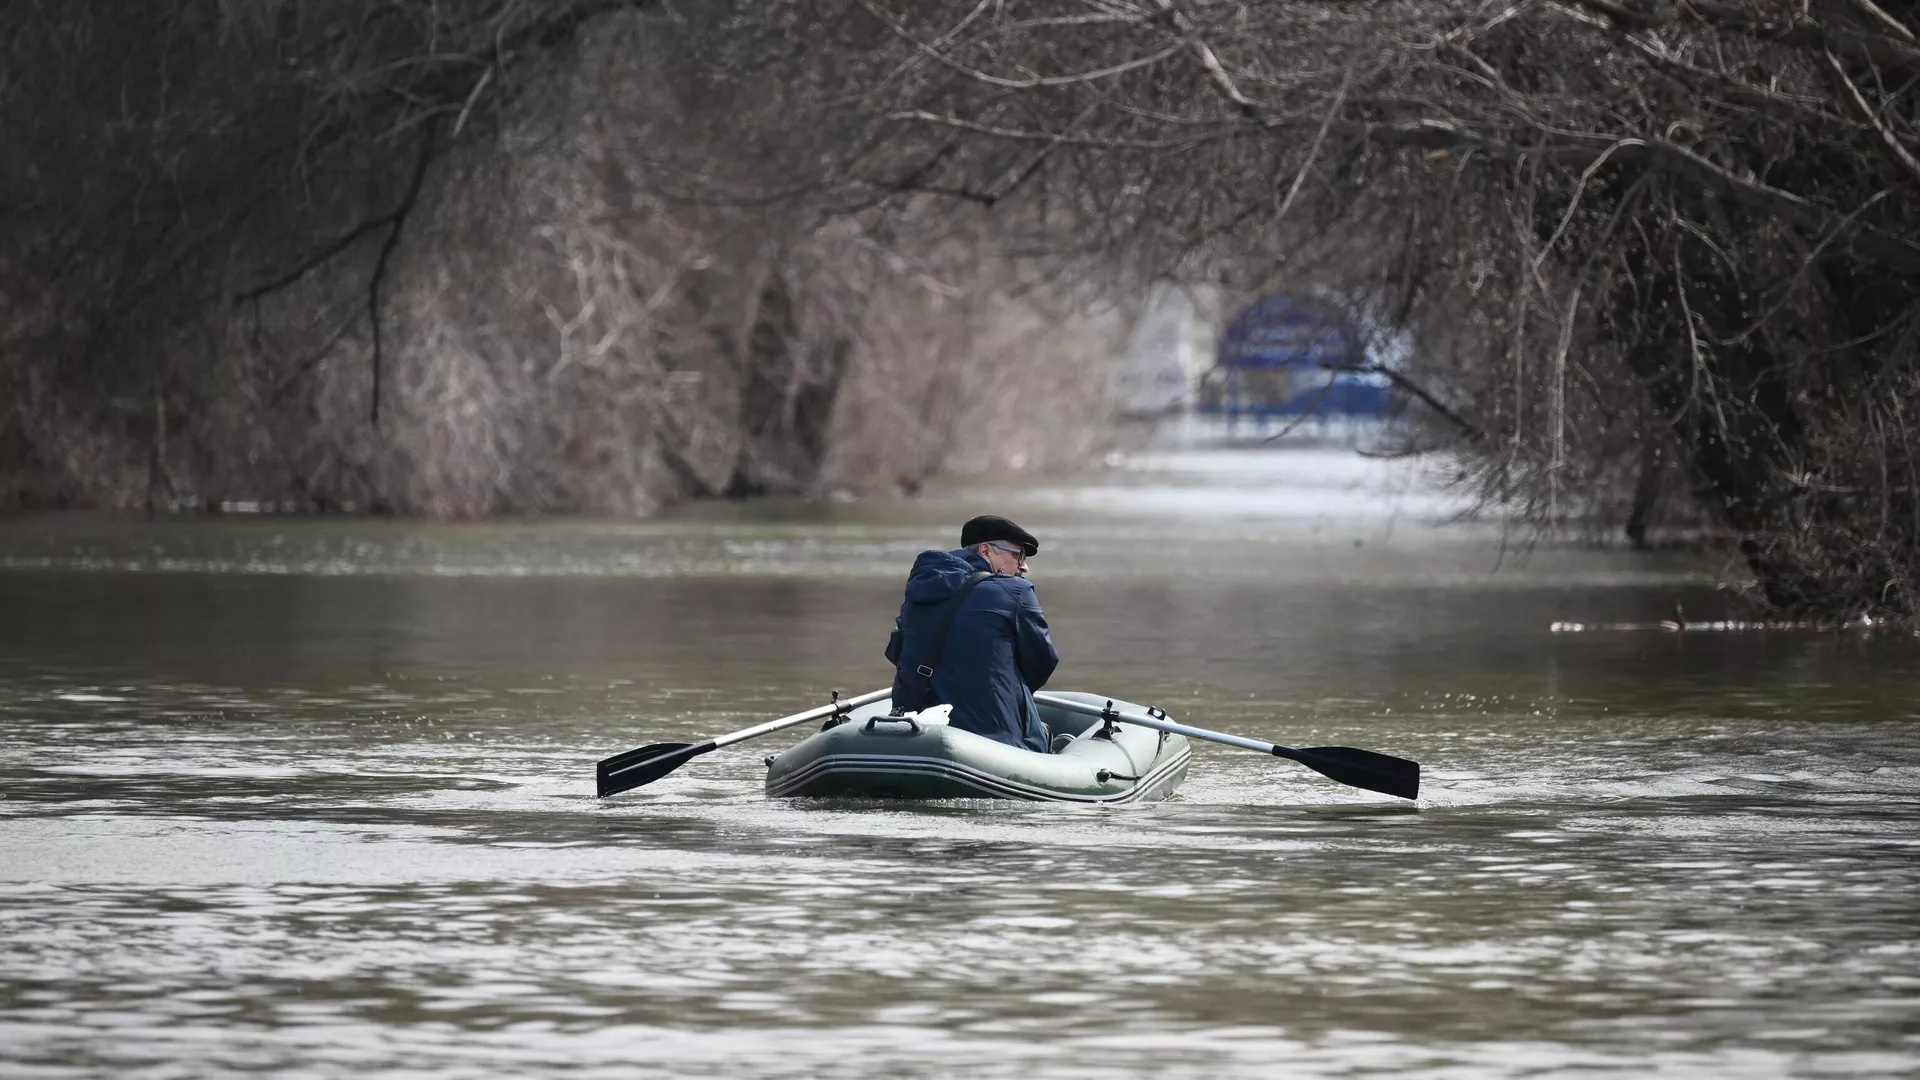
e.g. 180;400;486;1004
1280;745;1421;800
596;741;706;798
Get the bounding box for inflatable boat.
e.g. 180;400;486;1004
763;691;1192;803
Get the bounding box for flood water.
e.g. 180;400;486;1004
2;450;1917;1079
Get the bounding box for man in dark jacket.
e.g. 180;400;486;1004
884;515;1060;752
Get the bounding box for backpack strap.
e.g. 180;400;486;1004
901;570;992;713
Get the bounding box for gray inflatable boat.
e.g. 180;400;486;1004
763;691;1192;803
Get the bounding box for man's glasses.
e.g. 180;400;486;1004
988;541;1029;560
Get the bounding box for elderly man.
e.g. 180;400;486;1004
884;515;1060;752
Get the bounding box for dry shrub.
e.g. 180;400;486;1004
0;1;1129;517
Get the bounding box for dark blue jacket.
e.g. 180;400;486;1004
885;548;1059;751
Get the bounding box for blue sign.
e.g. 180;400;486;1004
1216;293;1365;371
1203;293;1390;420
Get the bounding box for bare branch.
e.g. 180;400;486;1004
1822;48;1920;188
368;119;438;427
1358;362;1487;443
885;109;1233;149
852;0;1193;90
1577;0;1920;77
1845;0;1915;42
1272;54;1359;226
1149;0;1265;116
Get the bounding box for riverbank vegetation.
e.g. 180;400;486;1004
840;0;1920;621
0;1;1115;518
5;1;1918;619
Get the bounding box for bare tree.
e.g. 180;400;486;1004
16;0;1917;620
0;0;1129;516
842;0;1920;620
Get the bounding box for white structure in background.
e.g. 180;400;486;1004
1111;282;1224;418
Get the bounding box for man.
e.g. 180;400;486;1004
884;514;1059;752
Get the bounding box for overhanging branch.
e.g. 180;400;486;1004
1564;0;1920;77
1357;362;1485;443
888;109;1920;270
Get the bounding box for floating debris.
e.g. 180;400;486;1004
1551;619;1835;632
1551;605;1878;632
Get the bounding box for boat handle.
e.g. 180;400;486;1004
864;715;921;734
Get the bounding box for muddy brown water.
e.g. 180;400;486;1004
3;454;1917;1078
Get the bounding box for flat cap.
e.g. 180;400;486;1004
960;514;1038;557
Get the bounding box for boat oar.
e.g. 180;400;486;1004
1034;693;1420;801
596;687;891;798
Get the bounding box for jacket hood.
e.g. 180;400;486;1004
903;548;990;604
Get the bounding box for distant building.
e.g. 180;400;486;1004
1110;284;1406;447
1200;292;1393;422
